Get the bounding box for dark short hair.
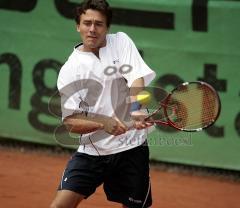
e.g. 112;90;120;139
74;0;112;27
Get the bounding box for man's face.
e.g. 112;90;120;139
77;9;108;52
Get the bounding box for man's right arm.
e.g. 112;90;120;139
63;113;127;136
63;114;104;134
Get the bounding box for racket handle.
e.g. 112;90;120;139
124;120;156;132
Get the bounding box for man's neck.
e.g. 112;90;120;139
80;39;106;57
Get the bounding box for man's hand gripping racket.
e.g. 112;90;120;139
127;81;221;132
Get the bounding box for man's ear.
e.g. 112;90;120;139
76;24;80;32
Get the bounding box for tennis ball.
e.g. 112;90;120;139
136;90;151;105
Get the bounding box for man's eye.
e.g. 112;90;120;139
84;22;91;26
96;23;103;27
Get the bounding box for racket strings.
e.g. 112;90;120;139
202;90;218;125
168;84;219;130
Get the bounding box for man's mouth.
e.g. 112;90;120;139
88;36;97;39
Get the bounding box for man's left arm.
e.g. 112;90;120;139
129;77;153;129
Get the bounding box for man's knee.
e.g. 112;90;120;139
49;201;63;208
50;190;84;208
50;200;75;208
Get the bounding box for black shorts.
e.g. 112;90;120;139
58;143;152;208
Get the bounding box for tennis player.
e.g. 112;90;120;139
50;0;156;207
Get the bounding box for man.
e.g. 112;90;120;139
50;0;156;207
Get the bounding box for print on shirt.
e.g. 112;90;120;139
78;95;89;116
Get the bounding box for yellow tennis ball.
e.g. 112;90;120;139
136;90;151;105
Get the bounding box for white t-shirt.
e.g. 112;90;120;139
57;32;156;155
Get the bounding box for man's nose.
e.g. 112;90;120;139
89;24;96;32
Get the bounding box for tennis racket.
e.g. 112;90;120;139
128;81;221;132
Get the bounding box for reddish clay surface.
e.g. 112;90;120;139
0;148;239;208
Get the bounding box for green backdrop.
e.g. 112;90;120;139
0;0;240;170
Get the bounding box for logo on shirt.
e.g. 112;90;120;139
78;96;89;116
113;59;119;64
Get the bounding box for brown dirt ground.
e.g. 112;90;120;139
0;147;240;208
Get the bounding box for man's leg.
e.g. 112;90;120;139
104;142;152;208
50;190;85;208
50;152;107;208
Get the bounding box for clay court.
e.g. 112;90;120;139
0;144;239;208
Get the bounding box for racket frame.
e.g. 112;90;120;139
145;81;221;132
